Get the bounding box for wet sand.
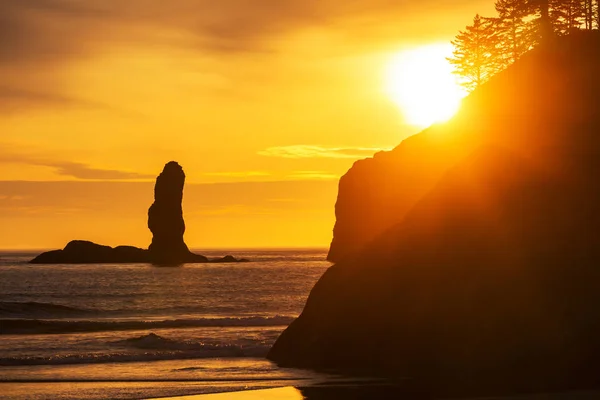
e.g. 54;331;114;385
158;386;600;400
158;387;304;399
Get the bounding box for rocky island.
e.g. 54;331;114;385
269;32;600;396
31;162;248;265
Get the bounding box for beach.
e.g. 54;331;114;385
0;250;332;400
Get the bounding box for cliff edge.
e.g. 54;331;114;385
327;31;600;262
270;32;600;396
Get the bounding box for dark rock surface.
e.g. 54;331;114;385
211;255;251;263
147;161;194;263
327;31;600;263
30;240;150;264
269;32;600;396
327;133;474;263
29;240;245;265
30;162;246;265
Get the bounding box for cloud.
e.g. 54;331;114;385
287;171;340;180
45;161;154;180
0;0;463;62
202;169;342;183
190;204;275;217
0;2;97;64
258;145;387;159
0;85;117;112
203;171;271;178
0;151;154;180
0;195;30;202
0;0;480;112
0;86;86;104
267;198;302;203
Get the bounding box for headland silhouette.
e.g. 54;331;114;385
269;31;600;397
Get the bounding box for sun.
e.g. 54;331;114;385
385;43;466;128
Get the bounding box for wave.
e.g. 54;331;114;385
116;332;200;350
0;315;295;335
0;345;272;366
193;250;328;263
115;332;268;355
0;301;92;318
0;301;239;320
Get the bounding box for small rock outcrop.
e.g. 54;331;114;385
30;162;246;265
30;241;150;264
269;32;600;396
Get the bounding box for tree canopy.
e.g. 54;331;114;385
449;0;599;91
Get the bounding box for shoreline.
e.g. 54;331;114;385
152;385;600;400
155;387;305;399
3;375;600;399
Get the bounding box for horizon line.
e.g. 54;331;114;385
0;246;330;252
0;179;339;185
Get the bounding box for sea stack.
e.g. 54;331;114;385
29;161;248;264
148;161;193;264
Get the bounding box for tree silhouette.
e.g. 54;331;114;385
582;0;596;28
448;15;503;91
550;0;584;34
449;0;599;90
495;0;532;65
536;0;554;38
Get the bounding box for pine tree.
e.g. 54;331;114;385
583;0;595;28
449;0;598;97
550;0;584;34
448;15;503;91
519;0;554;38
495;0;532;64
537;0;554;36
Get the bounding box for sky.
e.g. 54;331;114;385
0;0;493;250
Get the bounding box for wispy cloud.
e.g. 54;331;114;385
0;85;119;113
258;145;387;159
0;0;458;63
267;198;302;203
203;171;271;178
287;171;340;180
189;204;275;217
0;151;153;180
45;160;154;180
0;0;469;113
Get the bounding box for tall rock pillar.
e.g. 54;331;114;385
148;161;190;263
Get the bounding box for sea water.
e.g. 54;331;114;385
0;250;332;399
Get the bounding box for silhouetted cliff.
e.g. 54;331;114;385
328;31;600;262
328;133;474;262
30;162;247;265
270;32;600;396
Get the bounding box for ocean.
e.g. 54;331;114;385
0;249;333;400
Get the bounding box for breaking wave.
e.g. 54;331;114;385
0;315;295;335
115;332;269;355
0;346;272;367
0;301;92;318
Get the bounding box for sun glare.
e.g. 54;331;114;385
385;43;466;128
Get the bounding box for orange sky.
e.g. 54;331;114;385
0;0;493;250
